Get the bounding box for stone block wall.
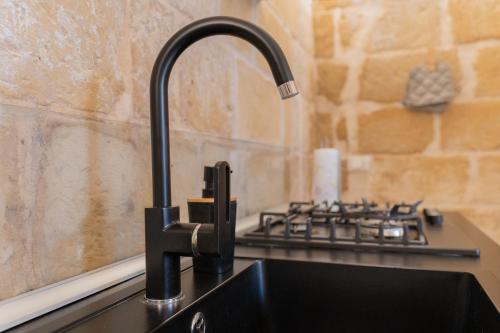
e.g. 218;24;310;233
312;0;500;244
0;0;315;300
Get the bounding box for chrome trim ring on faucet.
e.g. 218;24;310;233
191;224;202;257
278;80;299;99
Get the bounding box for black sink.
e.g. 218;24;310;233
13;259;498;333
162;259;499;333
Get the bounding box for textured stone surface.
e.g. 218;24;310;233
270;0;313;51
299;103;313;154
370;156;469;204
0;0;314;300
358;107;434;154
246;148;287;214
302;154;314;201
313;0;356;11
367;0;439;52
285;154;301;199
312;0;500;248
291;46;317;102
310;112;333;149
470;156;500;205
130;0;189;121
317;63;348;103
339;7;364;48
449;0;500;43
33;112;150;283
286;153;312;202
0;105;155;299
256;1;294;71
441;102;500;151
461;208;500;246
359;53;419;102
343;155;371;201
170;132;203;219
130;1;235;136
359;50;460;102
284;98;302;150
0;1;128;114
313;13;334;57
168;0;218;19
220;0;253;21
336;116;347;141
475;46;500;97
220;0;255;56
341;159;348;192
175;43;235;137
237;61;282;145
0;105;39;300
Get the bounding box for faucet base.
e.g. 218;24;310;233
143;292;185;306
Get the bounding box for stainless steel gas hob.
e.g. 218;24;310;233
236;200;480;257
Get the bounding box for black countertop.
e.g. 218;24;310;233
9;213;500;332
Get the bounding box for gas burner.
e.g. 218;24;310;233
360;219;404;238
254;198;424;243
236;198;480;257
283;223;316;234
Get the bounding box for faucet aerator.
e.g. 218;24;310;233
278;80;299;99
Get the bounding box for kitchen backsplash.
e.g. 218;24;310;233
311;0;500;245
0;0;316;300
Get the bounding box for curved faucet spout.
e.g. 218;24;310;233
150;16;298;209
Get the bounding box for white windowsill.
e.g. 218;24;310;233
0;255;145;331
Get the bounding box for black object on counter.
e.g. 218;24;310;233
236;200;479;257
16;258;498;333
145;161;233;301
145;16;299;301
424;208;444;226
188;166;237;274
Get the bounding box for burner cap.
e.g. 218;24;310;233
360;219;404;238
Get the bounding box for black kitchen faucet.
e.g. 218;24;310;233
145;16;299;302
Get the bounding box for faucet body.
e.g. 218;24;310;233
145;162;231;301
146;16;298;302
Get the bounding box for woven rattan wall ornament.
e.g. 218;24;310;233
403;50;455;113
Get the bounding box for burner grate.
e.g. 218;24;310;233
254;199;426;245
236;199;478;256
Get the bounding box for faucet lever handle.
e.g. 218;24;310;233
213;161;230;256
